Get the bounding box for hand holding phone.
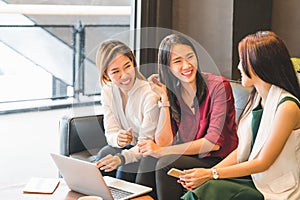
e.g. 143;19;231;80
167;168;184;178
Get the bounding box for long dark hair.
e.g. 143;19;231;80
239;31;300;118
158;34;207;122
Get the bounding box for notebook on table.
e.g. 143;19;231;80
50;153;152;200
22;177;60;194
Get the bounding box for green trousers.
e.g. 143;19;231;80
181;178;264;200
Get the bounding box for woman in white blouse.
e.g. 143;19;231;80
95;40;172;182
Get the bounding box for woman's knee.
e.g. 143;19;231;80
232;188;264;200
156;154;182;171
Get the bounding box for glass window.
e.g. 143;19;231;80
0;0;132;113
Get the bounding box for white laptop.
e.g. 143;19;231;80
50;153;152;200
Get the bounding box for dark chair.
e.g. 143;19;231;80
59;114;107;162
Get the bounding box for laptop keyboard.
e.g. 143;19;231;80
108;186;134;199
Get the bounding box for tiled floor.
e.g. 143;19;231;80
0;105;102;188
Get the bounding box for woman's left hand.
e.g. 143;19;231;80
148;74;168;101
178;168;211;190
95;154;121;172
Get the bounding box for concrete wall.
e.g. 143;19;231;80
272;0;300;58
172;0;234;78
172;0;299;79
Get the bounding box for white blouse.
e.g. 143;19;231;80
101;78;160;164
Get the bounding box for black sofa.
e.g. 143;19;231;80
59;114;106;162
59;81;252;162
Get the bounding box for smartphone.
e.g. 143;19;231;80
167;168;184;178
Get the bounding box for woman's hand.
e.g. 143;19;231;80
178;168;211;190
96;154;121;172
138;140;164;158
148;74;168;101
117;128;133;147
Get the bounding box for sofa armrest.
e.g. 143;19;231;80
59;114;107;158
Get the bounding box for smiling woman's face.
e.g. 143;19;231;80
106;54;135;93
169;44;198;86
